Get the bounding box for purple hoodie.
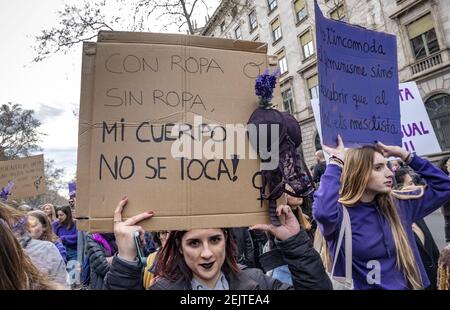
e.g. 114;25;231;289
54;239;67;263
313;155;450;289
52;220;78;248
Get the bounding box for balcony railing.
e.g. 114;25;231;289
410;51;443;75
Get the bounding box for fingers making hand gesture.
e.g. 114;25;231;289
113;196;154;261
251;204;300;241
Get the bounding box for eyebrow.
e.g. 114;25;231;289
373;162;386;167
185;234;223;242
209;234;223;239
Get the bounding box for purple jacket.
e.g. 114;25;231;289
52;221;78;248
54;239;67;263
313;155;450;289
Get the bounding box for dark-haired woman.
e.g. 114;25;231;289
53;205;78;262
104;197;332;290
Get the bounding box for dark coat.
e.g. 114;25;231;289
414;219;440;289
313;161;326;184
231;227;255;268
104;230;332;290
86;234;110;290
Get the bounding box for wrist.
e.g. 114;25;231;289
329;155;344;167
117;254;139;263
401;151;412;162
118;249;137;262
404;152;414;164
399;150;411;162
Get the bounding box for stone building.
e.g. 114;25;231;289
201;0;450;166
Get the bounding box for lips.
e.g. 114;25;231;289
199;262;215;270
384;181;392;187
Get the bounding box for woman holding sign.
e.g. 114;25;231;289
313;135;450;289
104;197;332;290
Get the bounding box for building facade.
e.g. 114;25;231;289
201;0;450;166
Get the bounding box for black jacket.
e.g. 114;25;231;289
414;219;440;289
86;234;110;290
231;227;255;268
104;230;332;290
313;161;326;184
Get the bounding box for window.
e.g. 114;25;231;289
407;14;440;60
271;17;282;42
277;49;288;75
426;93;450;150
330;4;347;21
282;88;295;114
231;5;238;18
307;75;319;99
268;0;278;12
315;134;322;151
235;26;242;40
252;35;260;41
294;0;307;23
299;30;314;59
249;10;257;32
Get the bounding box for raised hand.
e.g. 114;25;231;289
113;196;154;261
250;204;300;241
376;141;410;161
322;134;346;162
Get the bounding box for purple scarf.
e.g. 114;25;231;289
92;233;113;256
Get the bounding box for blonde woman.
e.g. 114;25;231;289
313;135;450;289
28;210;67;263
42;203;57;223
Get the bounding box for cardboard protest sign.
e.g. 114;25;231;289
0;155;46;199
398;82;441;155
77;31;274;232
312;82;441;156
315;2;401;148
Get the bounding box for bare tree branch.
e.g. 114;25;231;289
33;0;254;62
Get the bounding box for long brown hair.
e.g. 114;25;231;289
339;145;422;289
154;228;240;286
28;210;58;243
0;208;62;290
57;205;74;230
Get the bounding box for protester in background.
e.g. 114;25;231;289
231;227;256;268
1;201;68;288
395;170;440;289
53;205;78;262
394;167;415;189
28;210;67;263
312;150;326;185
265;186;315;285
104;197;332;290
69;197;76;218
143;230;169;289
438;244;450;290
439;156;450;243
85;233;117;289
314;136;450;289
18;204;32;212
390;159;403;174
0;217;63;290
43;203;57;223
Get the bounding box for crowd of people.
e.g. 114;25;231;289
1;139;450;290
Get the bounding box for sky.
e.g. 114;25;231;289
0;0;219;197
